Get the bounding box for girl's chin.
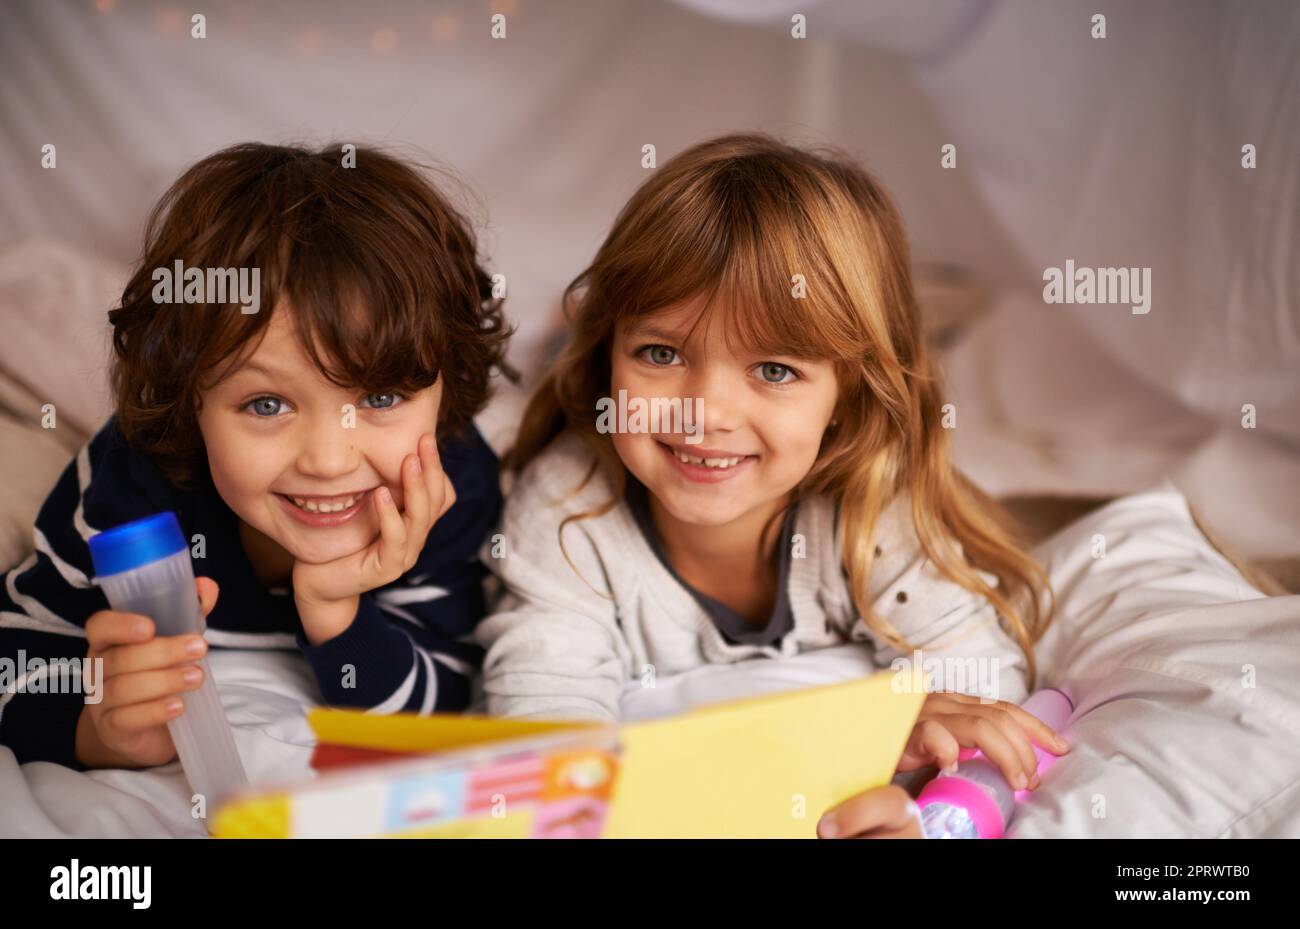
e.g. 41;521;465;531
653;490;751;528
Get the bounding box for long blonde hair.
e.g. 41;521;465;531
508;133;1054;688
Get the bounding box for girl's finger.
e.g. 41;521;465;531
939;713;1036;789
373;486;409;575
968;704;1046;781
926;692;1070;758
999;701;1071;755
819;785;922;839
855;825;920;839
903;718;961;771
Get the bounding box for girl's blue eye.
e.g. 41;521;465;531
245;396;288;417
756;362;797;385
362;393;404;410
640;345;680;366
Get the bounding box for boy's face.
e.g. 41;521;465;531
608;298;839;534
197;308;440;570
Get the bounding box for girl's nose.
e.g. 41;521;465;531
688;366;746;435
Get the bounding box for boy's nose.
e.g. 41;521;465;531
295;420;362;479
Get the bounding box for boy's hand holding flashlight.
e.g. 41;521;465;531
75;576;218;769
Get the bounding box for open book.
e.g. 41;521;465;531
211;669;925;838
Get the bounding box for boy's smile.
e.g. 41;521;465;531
276;487;377;524
197;306;441;574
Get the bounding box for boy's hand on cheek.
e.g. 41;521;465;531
292;434;456;645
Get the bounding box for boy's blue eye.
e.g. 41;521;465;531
245;396;287;417
362;393;404;410
639;345;680;366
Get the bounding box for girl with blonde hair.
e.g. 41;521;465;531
479;133;1069;837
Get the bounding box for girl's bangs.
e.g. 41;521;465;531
607;179;862;364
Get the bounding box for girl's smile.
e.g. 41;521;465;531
656;440;758;484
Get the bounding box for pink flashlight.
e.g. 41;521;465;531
916;687;1074;839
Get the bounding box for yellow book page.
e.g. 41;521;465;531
307;707;602;753
603;670;924;838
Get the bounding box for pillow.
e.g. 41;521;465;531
0;237;119;442
1010;482;1300;837
0;412;79;572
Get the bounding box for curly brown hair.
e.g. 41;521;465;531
108;141;514;491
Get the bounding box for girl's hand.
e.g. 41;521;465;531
292;434;456;644
75;576;217;769
818;785;924;839
897;691;1071;791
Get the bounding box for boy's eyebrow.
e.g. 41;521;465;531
231;360;287;379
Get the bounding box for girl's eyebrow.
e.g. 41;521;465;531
624;325;686;343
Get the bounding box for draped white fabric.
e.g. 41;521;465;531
1;0;1296;555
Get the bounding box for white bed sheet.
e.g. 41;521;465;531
2;483;1297;838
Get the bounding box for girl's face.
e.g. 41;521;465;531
197;308;440;568
609;298;839;530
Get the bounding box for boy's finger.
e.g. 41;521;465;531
103;695;187;734
436;471;456;520
417;432;443;480
420;435;456;520
195;576;220;616
85;611;155;654
101;634;207;678
374;486;409;573
102;665;203;709
402;450;430;534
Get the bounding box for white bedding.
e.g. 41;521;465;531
2;483;1297;838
